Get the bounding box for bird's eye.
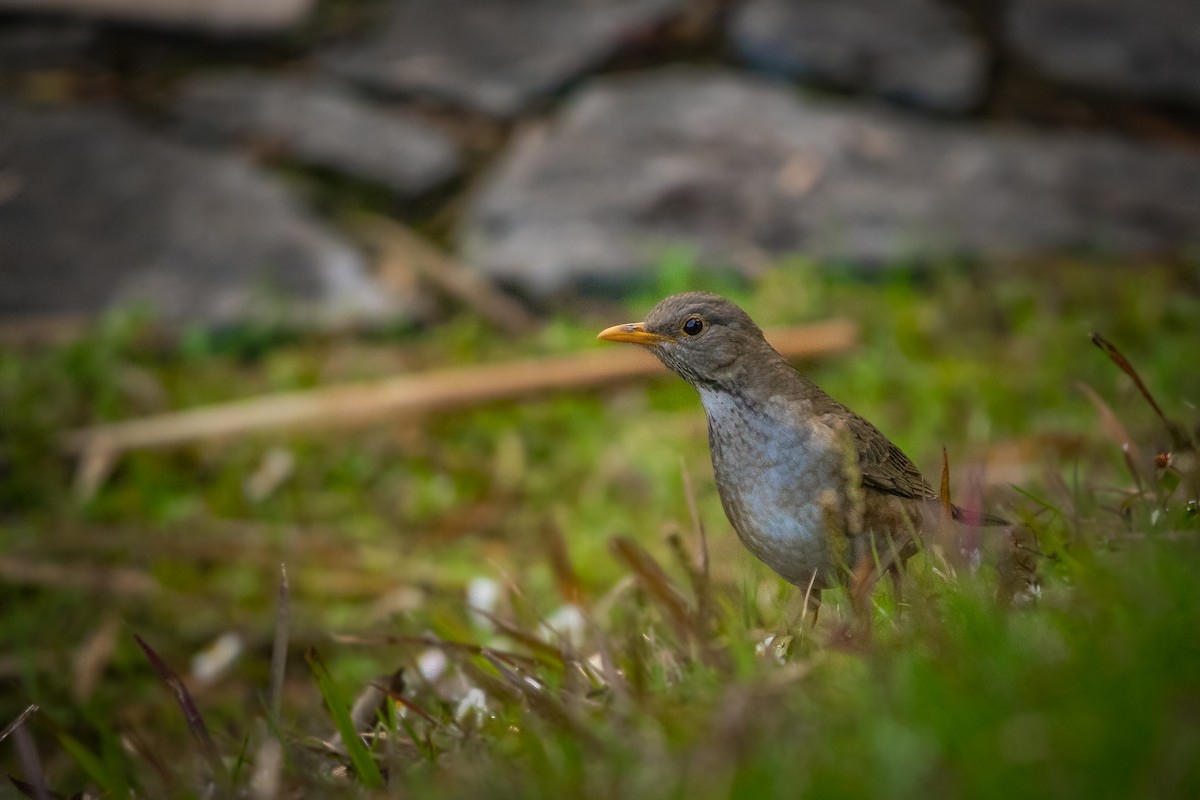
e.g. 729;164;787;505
682;315;705;336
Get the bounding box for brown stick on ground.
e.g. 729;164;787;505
354;214;540;336
61;320;857;457
0;314;94;347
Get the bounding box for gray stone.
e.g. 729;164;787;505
1007;0;1200;105
0;0;314;34
174;74;462;198
728;0;987;113
0;104;399;328
329;0;687;118
0;21;95;70
462;69;1200;295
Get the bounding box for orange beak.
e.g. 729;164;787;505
597;322;674;346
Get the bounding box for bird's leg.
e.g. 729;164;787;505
849;531;910;633
849;555;876;637
878;532;912;616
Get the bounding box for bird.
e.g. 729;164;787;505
598;291;1010;605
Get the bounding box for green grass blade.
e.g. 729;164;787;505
305;647;384;789
55;729;129;796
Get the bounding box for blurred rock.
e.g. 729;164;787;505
0;20;95;70
174;74;462;198
729;0;986;113
463;69;1200;295
0;104;400;328
1007;0;1200;105
0;0;314;34
329;0;687;118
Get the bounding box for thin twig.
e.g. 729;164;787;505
0;557;156;596
0;313;92;346
354;214;539;336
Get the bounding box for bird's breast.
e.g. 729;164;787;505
698;389;846;586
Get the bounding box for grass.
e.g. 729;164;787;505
1;260;1198;798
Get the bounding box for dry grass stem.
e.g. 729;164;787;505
269;564;290;726
0;705;39;747
0;557;157;596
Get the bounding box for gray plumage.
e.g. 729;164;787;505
623;292;941;590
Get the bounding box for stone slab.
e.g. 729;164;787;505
1007;0;1200;105
174;74;462;198
462;70;1200;295
329;0;687;118
0;103;399;328
729;0;987;113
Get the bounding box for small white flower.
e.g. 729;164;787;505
755;634;776;659
417;648;448;683
190;632;243;685
466;577;500;626
541;604;586;648
454;687;489;726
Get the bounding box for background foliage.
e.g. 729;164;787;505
1;260;1198;798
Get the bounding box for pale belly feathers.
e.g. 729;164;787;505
698;388;848;587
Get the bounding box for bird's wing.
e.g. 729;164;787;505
819;409;939;501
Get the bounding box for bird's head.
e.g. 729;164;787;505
598;292;775;389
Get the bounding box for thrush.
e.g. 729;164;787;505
599;292;1008;600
